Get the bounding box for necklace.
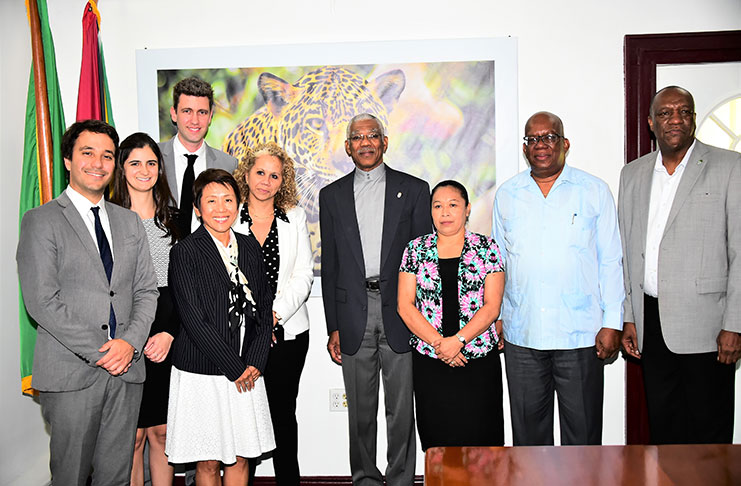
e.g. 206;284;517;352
250;211;274;221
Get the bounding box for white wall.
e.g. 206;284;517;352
1;2;59;485
2;1;740;484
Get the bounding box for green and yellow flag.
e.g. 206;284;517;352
19;0;66;395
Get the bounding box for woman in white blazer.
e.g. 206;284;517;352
232;142;313;485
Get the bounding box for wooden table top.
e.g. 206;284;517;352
424;444;741;486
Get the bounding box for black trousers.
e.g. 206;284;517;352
263;330;309;485
641;294;735;444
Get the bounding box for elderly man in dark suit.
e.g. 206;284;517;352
159;76;237;236
17;120;159;485
620;86;741;444
320;113;431;485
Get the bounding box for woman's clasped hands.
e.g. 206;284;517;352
235;366;261;393
433;336;468;367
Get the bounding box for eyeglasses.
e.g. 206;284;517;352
523;134;564;146
348;132;383;143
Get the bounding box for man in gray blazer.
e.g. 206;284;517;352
619;86;741;444
320;113;431;485
160;77;237;236
17;120;159;485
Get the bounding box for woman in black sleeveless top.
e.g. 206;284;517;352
398;180;505;450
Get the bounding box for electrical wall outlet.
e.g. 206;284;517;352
329;388;347;411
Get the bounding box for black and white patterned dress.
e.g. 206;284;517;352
138;218;179;428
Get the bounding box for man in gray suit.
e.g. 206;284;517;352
17;120;159;485
320;113;431;485
620;86;741;444
160;77;237;236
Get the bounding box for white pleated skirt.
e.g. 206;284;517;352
165;366;275;464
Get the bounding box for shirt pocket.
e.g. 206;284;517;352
560;292;597;332
569;214;597;250
501;216;529;254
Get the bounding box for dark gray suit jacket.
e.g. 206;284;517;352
159;137;238;205
319;166;431;355
17;192;159;391
619;140;741;353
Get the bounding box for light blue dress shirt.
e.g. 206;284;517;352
492;164;624;350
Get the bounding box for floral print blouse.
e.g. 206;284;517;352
399;231;504;359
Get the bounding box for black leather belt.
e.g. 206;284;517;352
365;279;381;291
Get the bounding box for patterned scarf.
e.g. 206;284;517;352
213;231;257;338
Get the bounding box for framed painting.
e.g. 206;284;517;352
136;38;519;276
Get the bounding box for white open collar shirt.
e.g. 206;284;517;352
65;185;114;260
643;140;696;297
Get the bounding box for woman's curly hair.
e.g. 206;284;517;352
233;142;299;211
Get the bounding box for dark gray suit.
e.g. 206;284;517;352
320;166;431;485
619;139;741;443
17;191;159;485
159;137;237;205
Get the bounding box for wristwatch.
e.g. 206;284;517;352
455;333;466;346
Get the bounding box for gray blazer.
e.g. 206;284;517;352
159;137;238;205
17;192;159;391
618;140;741;353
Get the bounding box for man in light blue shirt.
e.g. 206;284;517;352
492;111;624;445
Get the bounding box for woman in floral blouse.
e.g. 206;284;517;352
398;180;505;450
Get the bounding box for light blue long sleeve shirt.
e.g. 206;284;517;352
492;164;624;350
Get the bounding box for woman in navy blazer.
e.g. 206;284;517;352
166;169;275;484
233;142;313;486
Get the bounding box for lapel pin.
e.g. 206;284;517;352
397;192;402;198
697;159;703;165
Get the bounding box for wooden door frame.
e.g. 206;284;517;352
623;30;741;444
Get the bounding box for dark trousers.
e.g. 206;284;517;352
264;330;309;485
504;340;604;446
642;294;735;444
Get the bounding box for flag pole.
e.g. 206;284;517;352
26;0;53;204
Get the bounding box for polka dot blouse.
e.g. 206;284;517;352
239;204;289;298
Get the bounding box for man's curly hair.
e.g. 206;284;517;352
234;142;299;211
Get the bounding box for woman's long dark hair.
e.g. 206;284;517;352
111;132;180;244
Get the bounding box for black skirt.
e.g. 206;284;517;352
137;286;179;429
412;349;504;451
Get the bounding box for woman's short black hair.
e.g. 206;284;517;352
431;179;469;206
192;169;241;211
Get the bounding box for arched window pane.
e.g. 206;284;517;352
697;96;741;153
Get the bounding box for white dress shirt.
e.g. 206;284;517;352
65;185;114;259
173;136;207;233
643;141;696;297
